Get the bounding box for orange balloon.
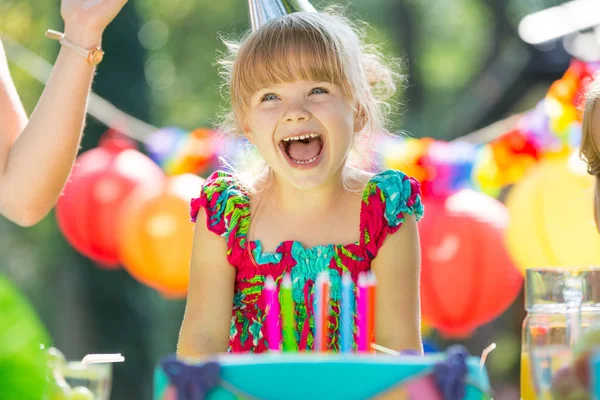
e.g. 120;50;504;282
118;174;205;297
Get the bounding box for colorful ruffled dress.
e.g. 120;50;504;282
190;169;424;353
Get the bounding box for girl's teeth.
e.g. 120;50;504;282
282;134;321;142
292;155;318;164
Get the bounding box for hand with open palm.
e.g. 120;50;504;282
61;0;129;47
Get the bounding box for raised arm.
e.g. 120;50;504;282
0;0;127;227
0;40;28;151
177;208;236;358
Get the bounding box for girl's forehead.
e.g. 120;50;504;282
256;80;332;91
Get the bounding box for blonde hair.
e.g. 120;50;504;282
215;9;403;179
581;73;600;176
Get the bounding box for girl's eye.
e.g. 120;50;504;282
310;87;329;95
261;93;278;102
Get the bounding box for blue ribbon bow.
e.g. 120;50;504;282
161;356;221;400
433;345;469;400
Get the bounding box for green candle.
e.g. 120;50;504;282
281;273;298;352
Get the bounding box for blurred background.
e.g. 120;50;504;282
1;0;599;399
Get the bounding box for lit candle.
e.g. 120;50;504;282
357;272;369;352
280;273;297;352
341;272;354;353
265;276;281;352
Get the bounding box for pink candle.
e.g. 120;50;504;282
319;273;331;352
265;276;281;352
368;272;377;353
357;272;369;352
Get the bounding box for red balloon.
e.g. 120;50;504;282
419;190;523;337
56;133;165;267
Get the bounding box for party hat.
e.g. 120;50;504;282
248;0;317;32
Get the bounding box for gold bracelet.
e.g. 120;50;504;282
45;29;104;65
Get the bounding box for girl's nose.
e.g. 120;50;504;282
283;104;311;123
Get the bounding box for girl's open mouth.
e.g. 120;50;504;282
279;133;324;166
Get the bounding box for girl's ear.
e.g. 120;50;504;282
241;118;254;144
243;128;254;144
354;104;368;133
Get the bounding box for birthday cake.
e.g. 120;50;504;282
154;347;491;400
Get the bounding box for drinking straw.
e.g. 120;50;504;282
81;354;125;365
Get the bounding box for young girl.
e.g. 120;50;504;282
581;73;600;231
177;10;424;355
0;0;126;226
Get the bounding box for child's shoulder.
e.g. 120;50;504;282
190;170;249;221
190;170;251;233
202;170;239;188
371;168;415;182
202;169;270;194
357;168;424;257
200;170;255;197
360;168;424;221
352;168;418;195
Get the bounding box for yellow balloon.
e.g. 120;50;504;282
505;152;600;274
